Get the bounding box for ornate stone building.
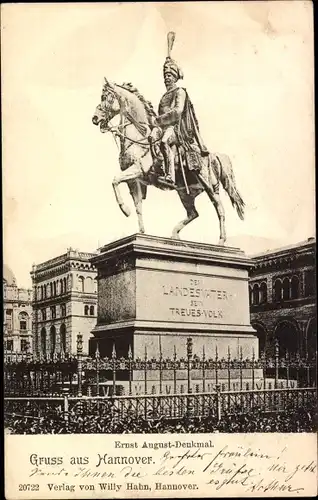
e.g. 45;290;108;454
249;237;316;359
31;248;97;356
3;265;33;353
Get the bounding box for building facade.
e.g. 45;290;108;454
3;265;33;353
31;248;97;356
249;237;316;360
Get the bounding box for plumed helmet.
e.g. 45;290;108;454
163;56;184;81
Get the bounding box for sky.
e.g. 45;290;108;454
2;2;315;288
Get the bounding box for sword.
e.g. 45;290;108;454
178;148;190;195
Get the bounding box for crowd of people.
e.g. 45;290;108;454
5;400;317;434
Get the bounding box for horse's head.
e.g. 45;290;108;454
92;78;121;132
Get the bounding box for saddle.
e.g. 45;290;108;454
150;141;203;175
147;141;204;192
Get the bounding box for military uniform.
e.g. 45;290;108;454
150;56;209;184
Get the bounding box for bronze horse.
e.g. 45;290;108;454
92;79;245;244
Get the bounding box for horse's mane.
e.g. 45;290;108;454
118;82;157;118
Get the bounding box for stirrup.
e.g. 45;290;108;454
157;175;175;188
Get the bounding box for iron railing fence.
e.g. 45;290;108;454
4;387;317;432
4;335;317;397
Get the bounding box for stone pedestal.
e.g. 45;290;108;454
90;234;258;361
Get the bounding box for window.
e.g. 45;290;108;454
50;326;56;354
50;306;56;319
19;311;28;331
60;304;66;317
252;284;259;305
259;282;267;303
41;309;47;321
41;328;46;354
60;324;66;353
282;278;290;300
6;339;13;351
5;310;13;330
304;270;315;297
291;276;300;299
274;279;282;302
90;305;95;316
78;276;85;293
53;281;57;296
21;339;29;352
84;305;89;316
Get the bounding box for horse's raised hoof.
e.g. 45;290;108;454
119;204;131;217
218;238;226;246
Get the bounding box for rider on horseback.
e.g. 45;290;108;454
149;49;209;185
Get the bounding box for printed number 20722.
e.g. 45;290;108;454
19;484;39;491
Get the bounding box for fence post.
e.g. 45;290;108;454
187;338;193;394
274;340;279;389
187;338;193;418
144;346;148;419
128;344;132;396
95;342;100;397
306;355;310;387
63;394;69;430
215;384;222;422
173;346;177;395
286;350;290;388
261;350;266;390
77;334;83;397
239;347;243;391
215;346;219;387
227;347;231;391
296;352;300;387
252;348;255;391
159;337;163;395
112;343;117;395
202;345;206;393
144;346;148;395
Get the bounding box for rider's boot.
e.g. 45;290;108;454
159;143;175;185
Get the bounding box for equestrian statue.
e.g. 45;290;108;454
92;32;245;244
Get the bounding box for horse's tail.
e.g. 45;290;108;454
213;153;245;220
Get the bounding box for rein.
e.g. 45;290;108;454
108;125;153;148
103;89;161;148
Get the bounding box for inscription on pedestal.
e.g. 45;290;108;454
163;277;234;320
137;270;249;325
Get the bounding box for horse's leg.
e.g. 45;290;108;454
112;164;143;217
172;191;199;239
129;180;145;233
211;192;226;245
196;172;226;245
